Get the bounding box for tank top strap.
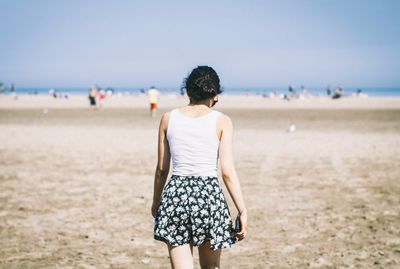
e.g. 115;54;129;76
169;108;178;121
166;108;179;136
169;108;180;121
170;108;179;116
208;110;221;121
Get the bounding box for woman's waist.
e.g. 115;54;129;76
170;172;218;180
166;174;221;190
171;166;218;178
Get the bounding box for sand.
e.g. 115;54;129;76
0;95;400;268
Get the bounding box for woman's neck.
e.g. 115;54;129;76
188;99;211;108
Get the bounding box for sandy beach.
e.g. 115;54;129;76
1;95;400;268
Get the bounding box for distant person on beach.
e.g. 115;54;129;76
49;88;58;98
10;83;18;100
352;88;368;98
289;84;294;93
288;84;297;99
98;88;106;109
151;66;247;268
326;85;332;96
88;86;97;109
148;86;160;117
332;87;344;99
0;82;5;94
300;85;309;99
106;88;114;97
262;90;268;98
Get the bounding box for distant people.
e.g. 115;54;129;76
332;87;344;99
106;89;114;97
0;82;5;94
288;84;297;99
88;86;98;109
98;88;106;109
10;83;18;100
49;88;57;98
299;85;309;99
262;91;268;98
148;86;160;117
326;85;332;96
267;91;279;99
288;85;294;94
283;93;290;101
352;88;368;98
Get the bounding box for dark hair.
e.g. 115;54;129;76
182;66;222;102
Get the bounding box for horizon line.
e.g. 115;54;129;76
7;85;400;89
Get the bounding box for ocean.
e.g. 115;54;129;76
3;86;400;97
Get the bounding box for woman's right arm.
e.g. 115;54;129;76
151;112;171;218
218;114;248;240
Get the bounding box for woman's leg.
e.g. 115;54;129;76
198;240;221;269
167;243;194;269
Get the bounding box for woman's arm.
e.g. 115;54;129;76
151;112;171;217
218;114;248;240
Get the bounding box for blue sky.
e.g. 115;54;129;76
0;0;399;88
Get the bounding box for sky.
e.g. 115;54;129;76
0;0;399;88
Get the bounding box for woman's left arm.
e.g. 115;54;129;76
151;112;171;217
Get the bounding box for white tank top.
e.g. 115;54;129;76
167;108;221;177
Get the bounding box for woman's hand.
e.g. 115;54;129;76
235;209;248;241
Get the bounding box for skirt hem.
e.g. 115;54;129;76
154;234;236;251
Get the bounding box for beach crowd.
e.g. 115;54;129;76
0;82;369;114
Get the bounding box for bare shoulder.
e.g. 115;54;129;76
159;110;172;129
162;111;171;121
217;112;233;129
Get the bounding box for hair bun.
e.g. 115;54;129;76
183;66;222;102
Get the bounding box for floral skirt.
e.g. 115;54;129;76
154;175;237;250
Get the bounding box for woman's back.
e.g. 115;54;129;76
167;108;221;177
152;66;247;268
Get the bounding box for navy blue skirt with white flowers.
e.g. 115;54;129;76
154;175;237;250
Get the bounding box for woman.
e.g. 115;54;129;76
151;66;248;269
88;87;97;109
